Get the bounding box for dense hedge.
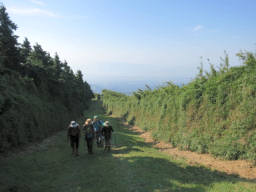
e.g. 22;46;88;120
0;6;93;152
102;52;256;160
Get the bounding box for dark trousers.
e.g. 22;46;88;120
70;136;79;150
104;137;111;151
86;138;93;154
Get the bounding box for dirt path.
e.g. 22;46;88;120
128;124;256;180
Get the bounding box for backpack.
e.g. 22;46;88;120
70;126;79;136
85;125;94;139
93;120;103;132
86;132;93;139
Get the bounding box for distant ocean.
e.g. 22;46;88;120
90;79;189;94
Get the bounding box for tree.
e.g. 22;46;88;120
53;52;62;79
76;70;83;83
20;37;32;65
0;5;20;70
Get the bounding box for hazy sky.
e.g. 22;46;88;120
3;0;256;91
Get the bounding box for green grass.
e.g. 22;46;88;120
0;100;255;192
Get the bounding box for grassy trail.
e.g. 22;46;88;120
0;100;256;192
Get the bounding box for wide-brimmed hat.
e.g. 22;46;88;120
104;121;110;126
70;121;79;128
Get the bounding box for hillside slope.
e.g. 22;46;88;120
102;52;256;160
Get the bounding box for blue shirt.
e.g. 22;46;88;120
92;120;103;132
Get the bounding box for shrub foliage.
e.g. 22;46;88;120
102;53;256;160
0;6;93;152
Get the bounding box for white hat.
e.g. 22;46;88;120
70;121;79;128
104;121;110;126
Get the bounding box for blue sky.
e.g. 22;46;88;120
3;0;256;92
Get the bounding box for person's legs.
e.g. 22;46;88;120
108;139;111;151
86;139;90;154
70;136;75;155
75;137;79;156
96;132;100;147
104;138;107;152
89;139;93;154
105;138;111;152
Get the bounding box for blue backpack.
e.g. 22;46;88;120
93;120;103;132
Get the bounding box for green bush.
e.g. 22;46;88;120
0;6;93;152
102;52;256;160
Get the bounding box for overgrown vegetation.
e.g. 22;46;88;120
102;52;256;160
0;6;93;152
1;100;255;192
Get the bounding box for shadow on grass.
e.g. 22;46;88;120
91;101;256;187
106;118;256;191
92;100;256;191
2;100;255;192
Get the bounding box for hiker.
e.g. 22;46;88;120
83;118;95;154
67;121;80;156
92;115;104;147
102;121;114;152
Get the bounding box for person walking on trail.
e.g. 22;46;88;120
92;115;104;147
83;119;95;154
67;121;80;156
102;121;114;152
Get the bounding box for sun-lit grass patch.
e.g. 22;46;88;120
0;100;255;192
